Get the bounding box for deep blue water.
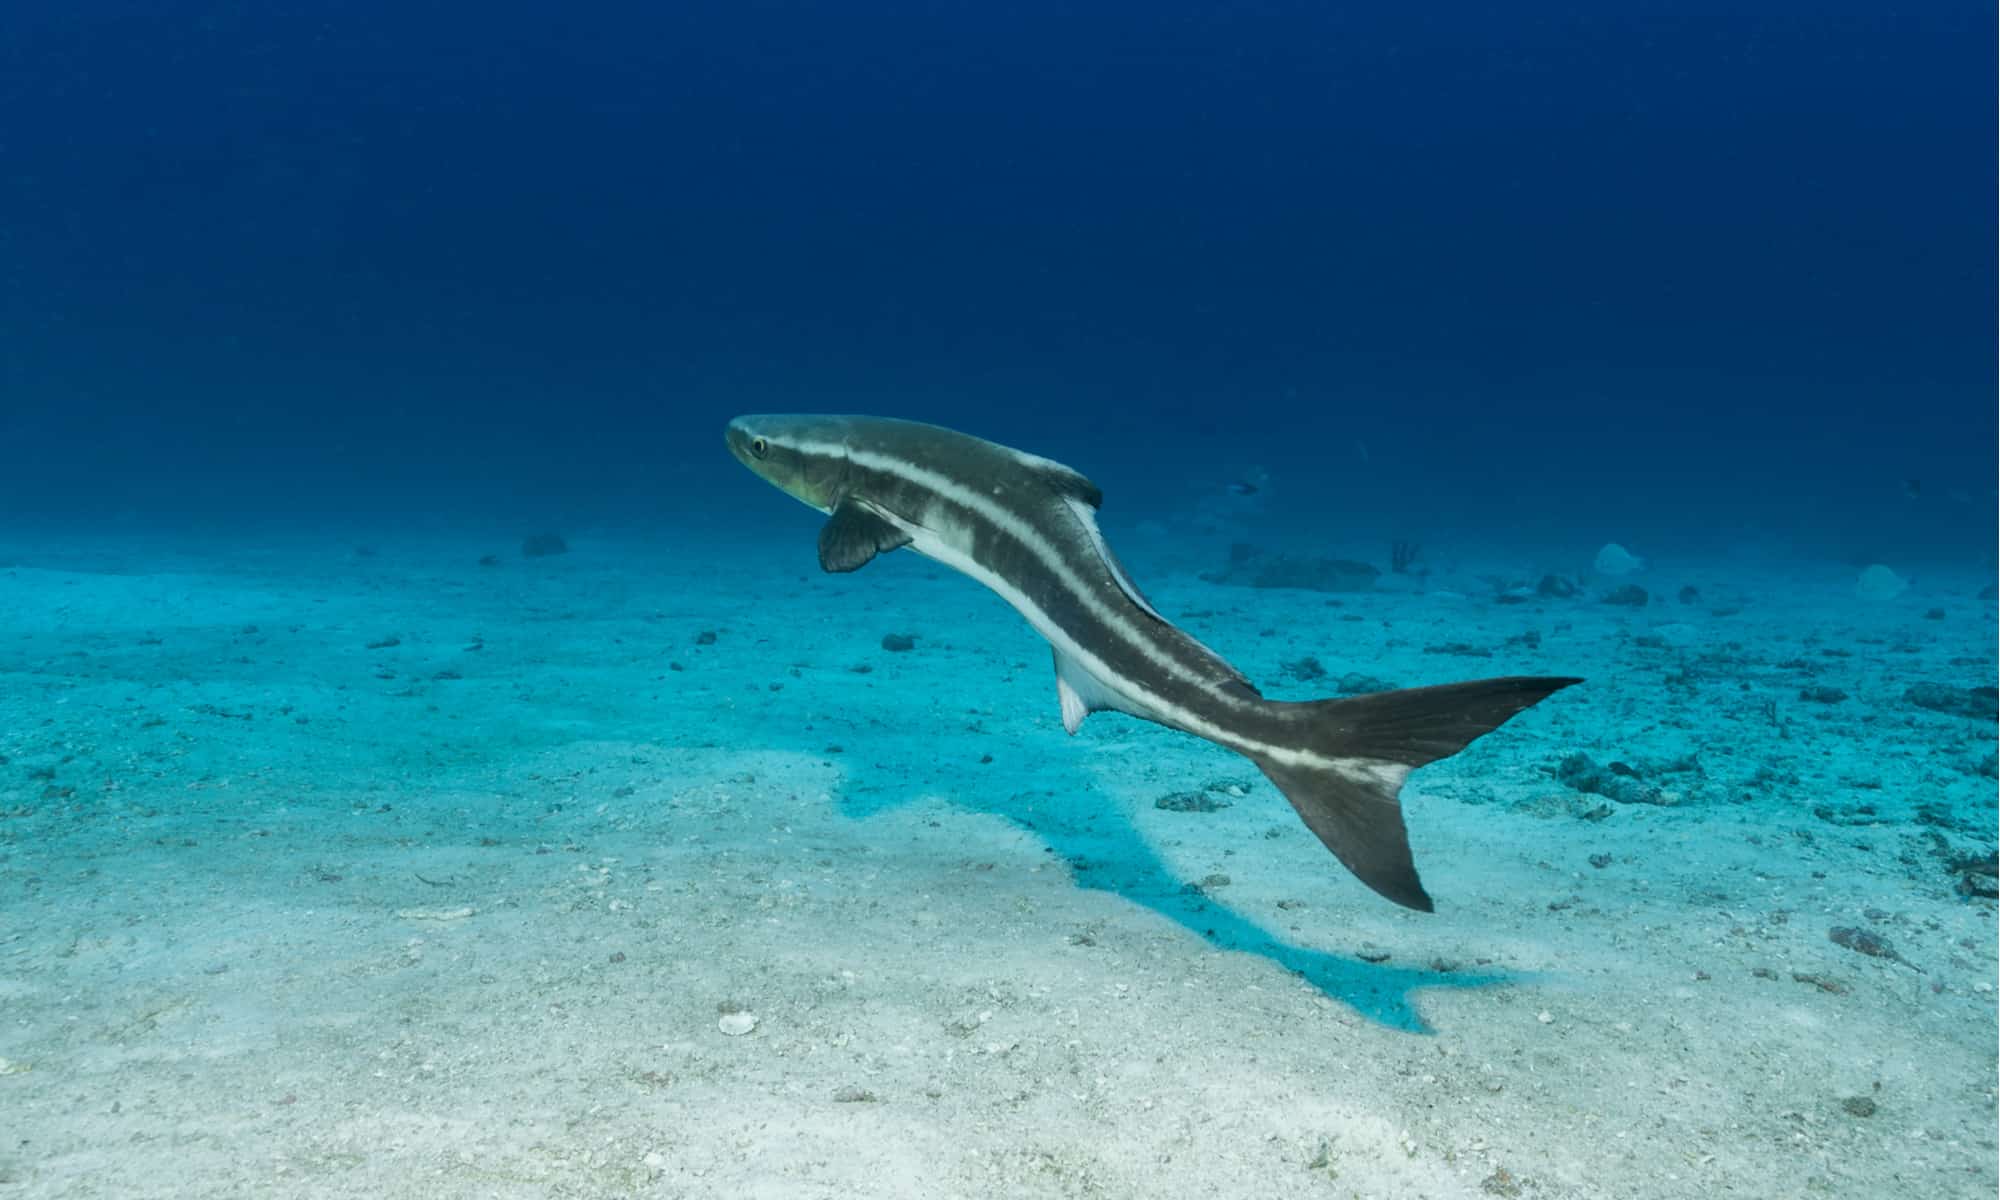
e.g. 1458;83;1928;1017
2;1;1991;563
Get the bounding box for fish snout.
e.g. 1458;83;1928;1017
723;416;769;471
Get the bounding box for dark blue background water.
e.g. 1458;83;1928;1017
3;2;1990;562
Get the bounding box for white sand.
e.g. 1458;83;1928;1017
1;533;1993;1198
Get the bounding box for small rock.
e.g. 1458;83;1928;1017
1828;925;1921;971
1536;574;1577;599
1904;683;1998;720
521;532;569;558
396;906;476;922
1208;546;1381;592
832;1086;878;1103
1593;543;1644;575
1555;752;1670;805
881;633;917;652
1840;1095;1878;1118
694;630;717;645
718;1011;758;1037
1601;584;1648;607
1156;791;1230;813
1798;686;1848;704
1854;564;1906;602
1588;852;1613;869
1355;943;1390;963
1335;672;1396;695
1282;655;1327;681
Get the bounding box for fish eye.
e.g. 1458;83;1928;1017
750;437;769;459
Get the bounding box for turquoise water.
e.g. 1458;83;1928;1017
3;527;1992;1196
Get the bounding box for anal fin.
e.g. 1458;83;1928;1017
1052;648;1142;735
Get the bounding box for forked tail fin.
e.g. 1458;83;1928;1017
1253;676;1581;912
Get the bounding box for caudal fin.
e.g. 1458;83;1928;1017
1253;676;1581;912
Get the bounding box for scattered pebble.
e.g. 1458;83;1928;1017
718;1011;758;1037
881;633;917;652
1841;1095;1878;1118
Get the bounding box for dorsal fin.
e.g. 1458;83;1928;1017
1059;497;1259;696
1014;450;1103;508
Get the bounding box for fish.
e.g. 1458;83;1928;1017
725;414;1580;911
1224;467;1268;497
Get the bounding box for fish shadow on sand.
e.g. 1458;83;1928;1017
836;771;1515;1035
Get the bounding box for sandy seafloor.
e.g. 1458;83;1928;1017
1;527;1994;1200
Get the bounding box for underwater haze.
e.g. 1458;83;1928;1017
2;3;1995;1199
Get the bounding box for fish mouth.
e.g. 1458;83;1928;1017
723;418;755;470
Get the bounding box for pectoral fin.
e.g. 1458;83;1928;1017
817;499;911;573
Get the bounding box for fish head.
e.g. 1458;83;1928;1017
725;414;852;512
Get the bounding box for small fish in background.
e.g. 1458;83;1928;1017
1224;467;1269;497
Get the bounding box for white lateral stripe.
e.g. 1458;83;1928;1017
791;438;1254;710
1061;495;1245;675
766;432;1406;780
888;505;1367;772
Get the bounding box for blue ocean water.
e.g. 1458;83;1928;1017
3;2;1991;559
2;4;1994;1198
